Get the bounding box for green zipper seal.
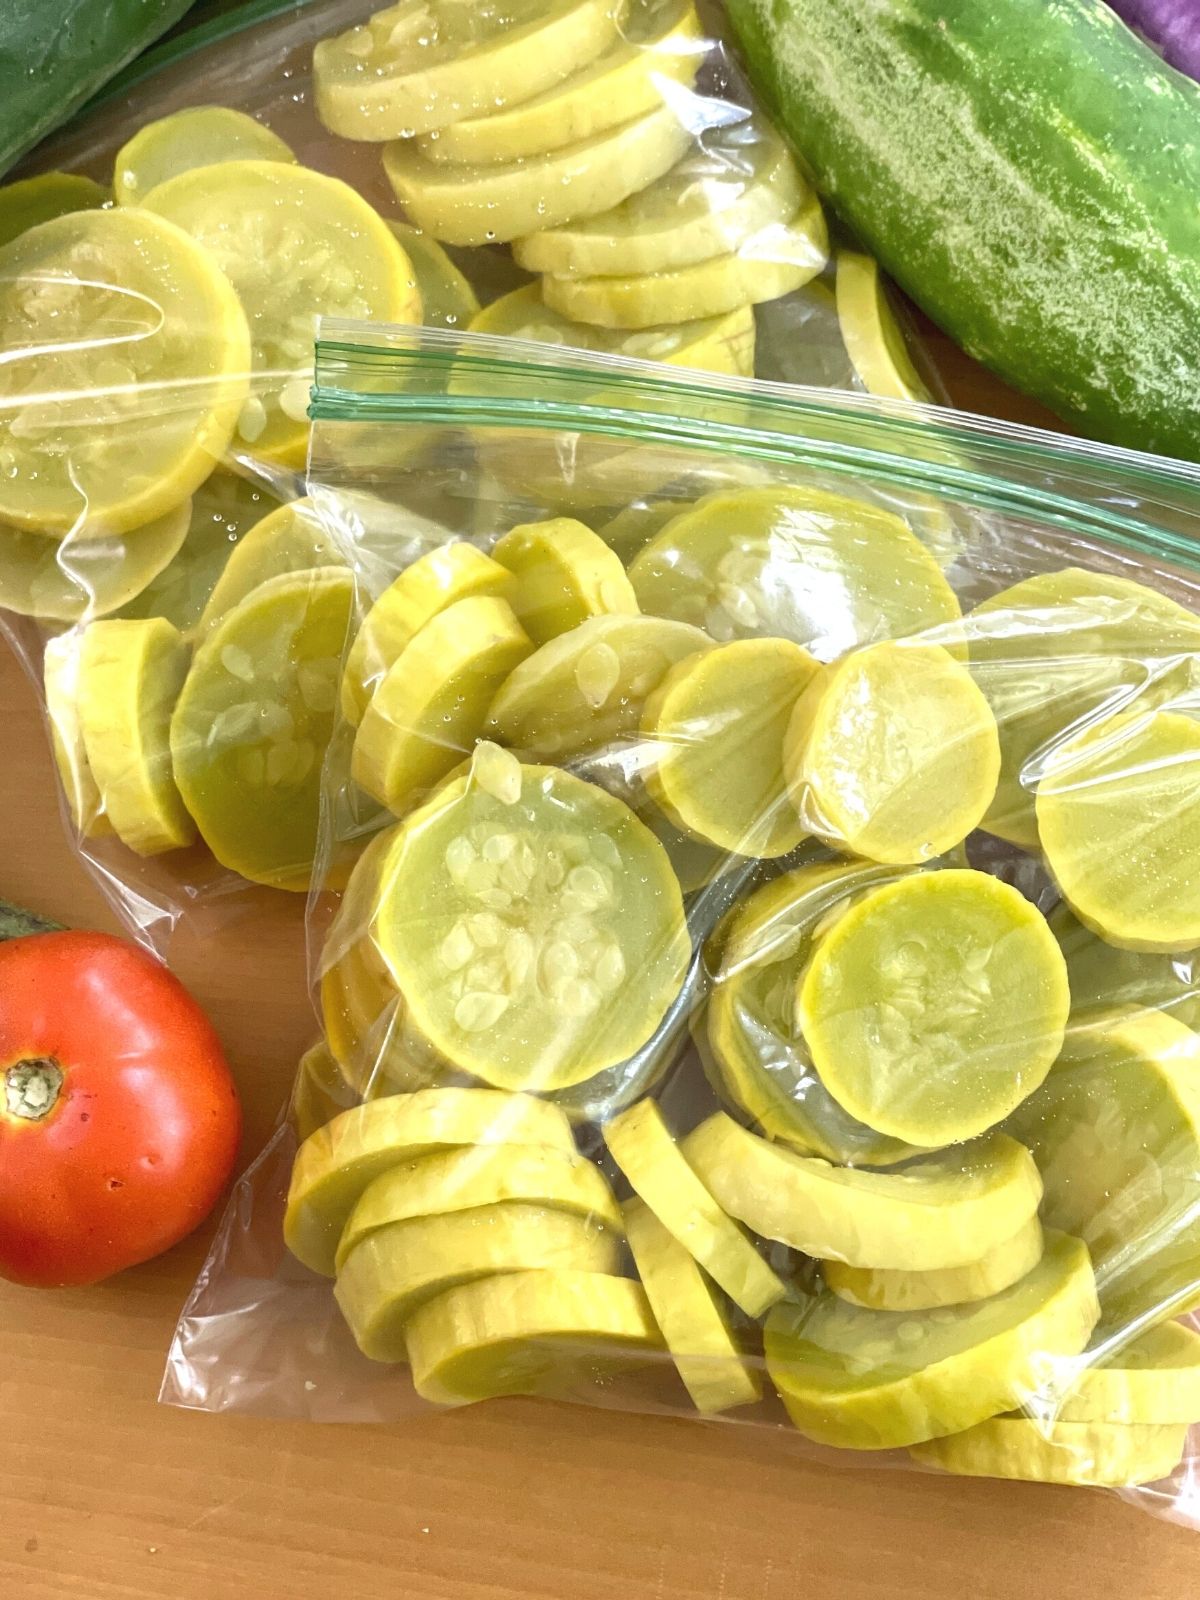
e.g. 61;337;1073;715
312;326;1200;499
311;328;1200;574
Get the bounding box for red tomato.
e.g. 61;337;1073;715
0;930;241;1287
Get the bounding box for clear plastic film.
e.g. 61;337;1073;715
0;0;948;954
163;323;1200;1531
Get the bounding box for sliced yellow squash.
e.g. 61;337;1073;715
143;160;420;464
351;594;533;813
627;487;961;658
335;1202;621;1361
405;1267;659;1405
369;760;690;1089
336;1141;622;1267
1037;710;1200;954
1006;1009;1200;1330
965;567;1200;851
170;568;354;890
0;499;191;623
0;208;249;536
319;943;441;1097
835;251;933;404
284;1086;576;1275
630;793;733;895
516;117;804;277
1052;1322;1200;1425
824;1217;1045;1312
315;0;625;140
42;633;111;838
684;1113;1043;1271
604;1099;786;1317
784;641;1000;864
642;637;818;858
290;1041;362;1143
624;1195;762;1414
389;222;481;330
593;497;690;561
421;0;701;166
705;861;928;1166
77;618;195;855
341;542;514;726
541;195;828;326
317;825;438;1092
300;943;448;1097
798;870;1069;1147
492;517;638;645
383;102;691;246
486;612;712;762
766;1230;1098;1450
467;282;757;376
911;1416;1187;1486
117;472;281;637
462;288;755;514
0;172;107;248
114;106;295;206
196;498;344;637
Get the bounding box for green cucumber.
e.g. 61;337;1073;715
0;1;193;177
0;898;60;941
725;0;1200;460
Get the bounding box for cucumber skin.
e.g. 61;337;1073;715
0;1;193;177
725;0;1200;461
0;899;61;941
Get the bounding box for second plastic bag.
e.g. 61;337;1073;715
0;0;948;948
165;324;1200;1531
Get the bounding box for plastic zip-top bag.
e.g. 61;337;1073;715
0;0;948;947
165;323;1200;1531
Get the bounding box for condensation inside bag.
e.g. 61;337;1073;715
0;0;945;949
161;324;1200;1528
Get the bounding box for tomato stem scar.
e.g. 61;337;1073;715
5;1059;64;1121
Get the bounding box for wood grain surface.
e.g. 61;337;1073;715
1;341;1196;1598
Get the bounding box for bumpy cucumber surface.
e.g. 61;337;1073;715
726;0;1200;458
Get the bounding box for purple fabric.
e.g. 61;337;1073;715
1107;0;1200;79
